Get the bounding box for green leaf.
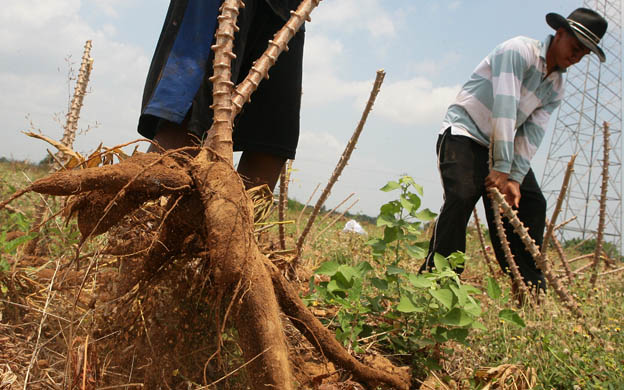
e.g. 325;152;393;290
383;226;399;243
498;309;526;328
399;194;414;213
366;238;386;255
410;337;436;349
380;181;401;192
335;265;357;284
327;279;343;293
448;328;469;342
399;175;415;186
406;192;422;211
408;273;432;288
432;326;449;343
430;288;454;309
411;183;424;196
386;265;406;276
380;201;401;216
463;302;482;317
377;213;397;228
471;321;487;331
315;261;340;276
450;284;468;306
413;208;437;221
486;277;502;299
425;358;443;371
356;261;374;274
3;233;36;254
0;258;10;272
396;296;421;313
371;277;389;290
441;308;473;327
433;253;450;272
447;251;466;270
406;242;427;258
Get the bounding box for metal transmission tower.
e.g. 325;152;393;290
541;0;623;250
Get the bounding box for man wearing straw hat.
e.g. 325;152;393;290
138;0;304;192
421;8;608;295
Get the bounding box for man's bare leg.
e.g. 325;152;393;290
148;122;284;192
237;151;286;192
147;119;199;154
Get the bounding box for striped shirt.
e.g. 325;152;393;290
441;35;565;183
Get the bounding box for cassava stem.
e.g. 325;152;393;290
278;160;293;250
293;69;386;266
590;122;610;287
312;192;355;236
311;198;359;245
207;0;244;163
551;232;574;283
489;196;531;299
473;208;498;277
554;216;577;232
58;40;93;165
296;183;320;237
542;154;576;255
489;188;582;317
231;0;321;117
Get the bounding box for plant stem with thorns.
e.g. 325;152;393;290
231;0;321;117
294;69;385;267
473;209;498;277
542;154;576;259
489;188;582;317
278;160;292;250
489;196;530;300
57;40;93;166
590;122;610;287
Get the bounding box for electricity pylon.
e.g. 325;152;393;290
541;0;622;251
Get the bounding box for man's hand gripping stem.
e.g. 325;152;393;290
485;170;521;208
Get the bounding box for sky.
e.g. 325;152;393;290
0;0;593;218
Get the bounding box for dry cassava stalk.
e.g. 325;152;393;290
489;195;531;300
296;182;320;236
551;232;574;283
313;192;355;234
489;188;582;317
278;160;293;250
207;0;244;162
472;208;498;277
57;40;94;166
589;122;610;287
311;198;359;245
554;216;577;232
293;69;386;267
231;0;321;116
542;154;576;255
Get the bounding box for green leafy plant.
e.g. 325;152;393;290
1;212;36;271
306;176;499;369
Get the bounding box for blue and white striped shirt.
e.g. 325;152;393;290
441;35;565;183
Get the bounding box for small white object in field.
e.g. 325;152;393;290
343;220;367;235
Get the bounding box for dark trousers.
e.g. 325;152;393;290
422;129;547;290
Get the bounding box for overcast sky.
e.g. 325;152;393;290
1;0;593;217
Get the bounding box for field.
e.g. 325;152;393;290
1;159;623;390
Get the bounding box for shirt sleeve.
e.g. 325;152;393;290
489;44;529;174
509;99;561;182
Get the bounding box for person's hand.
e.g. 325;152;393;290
485;170;509;191
503;180;521;208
